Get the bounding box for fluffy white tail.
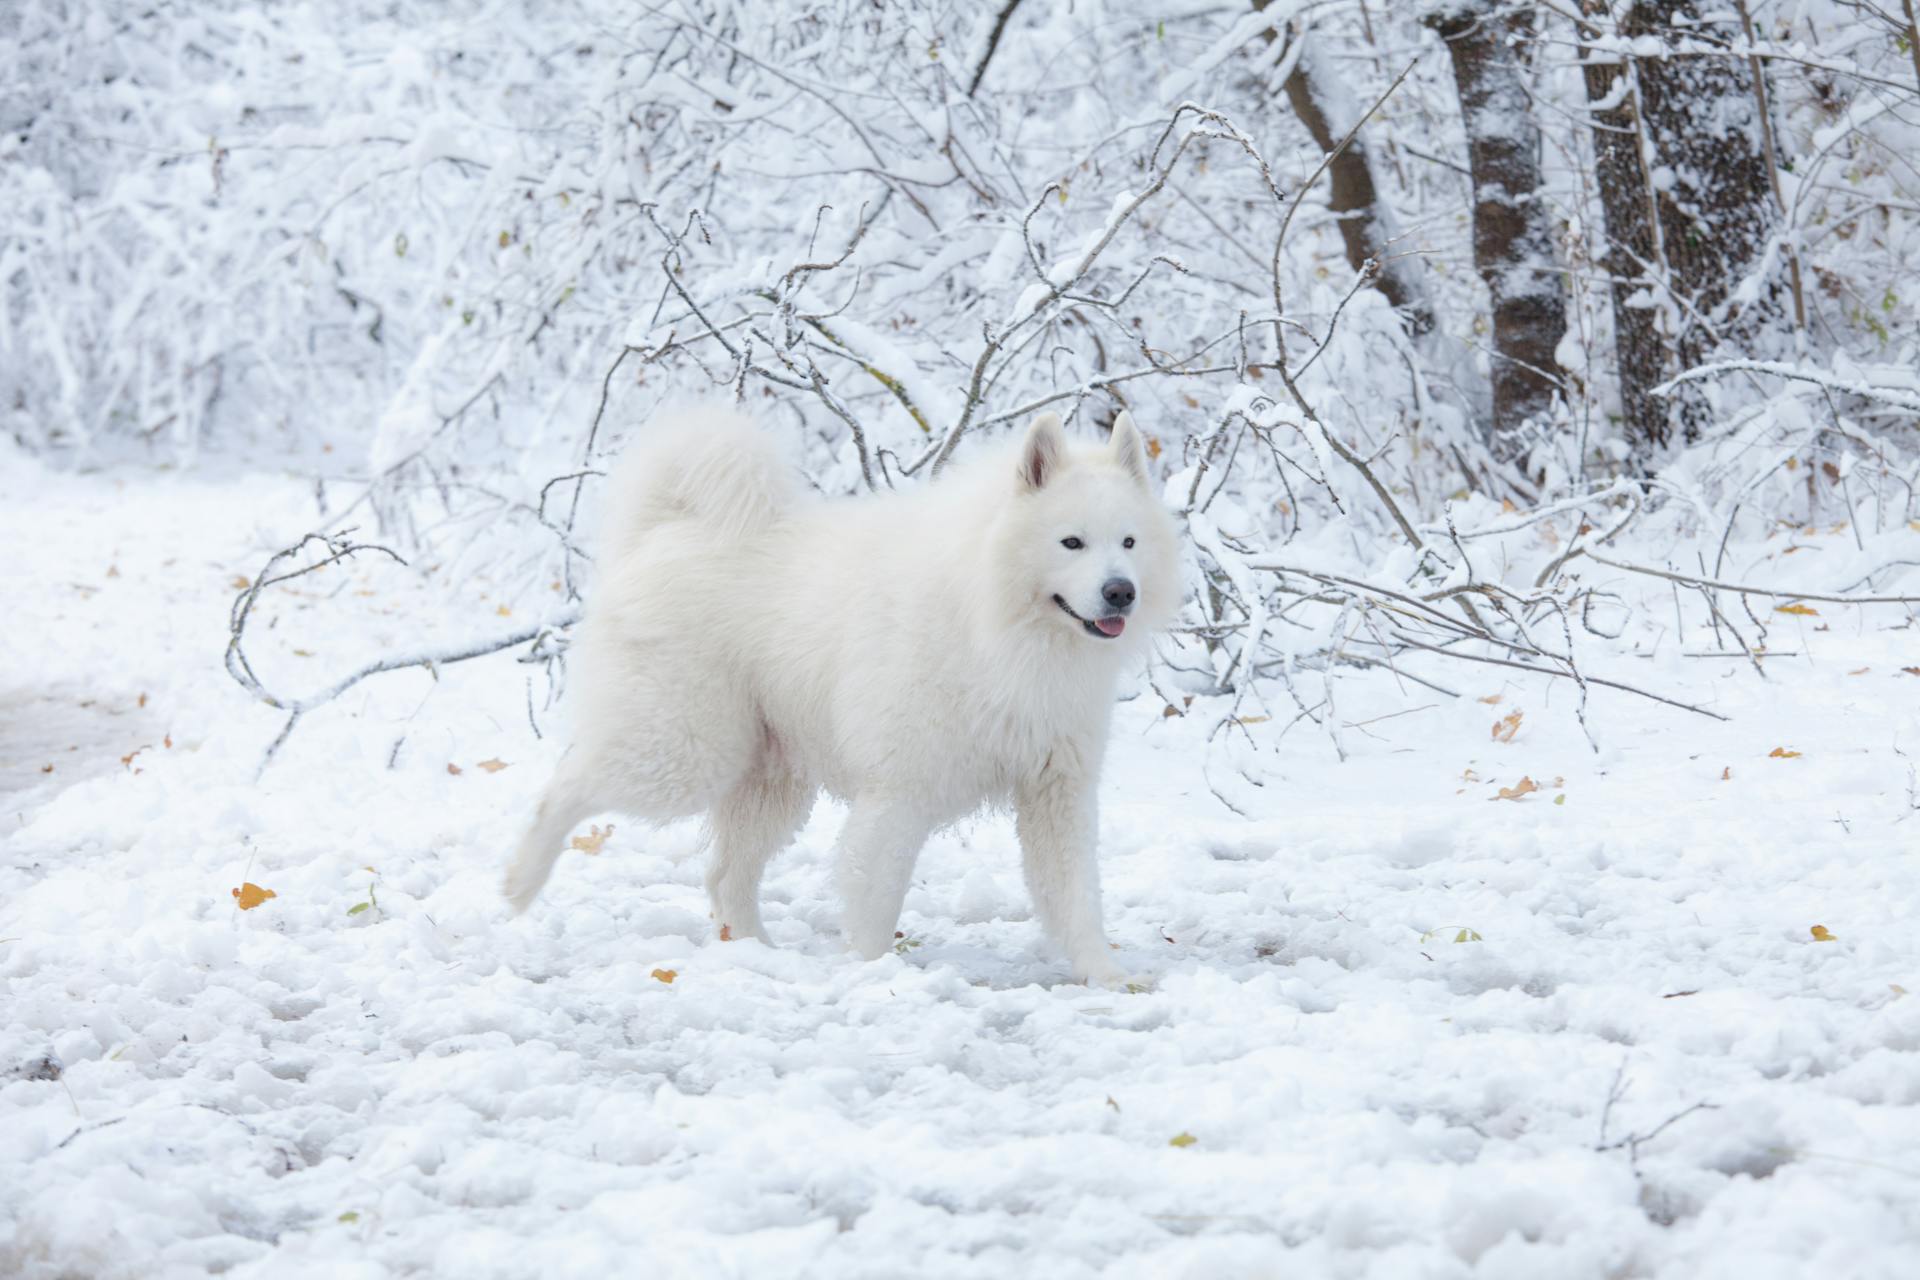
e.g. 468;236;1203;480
597;405;795;560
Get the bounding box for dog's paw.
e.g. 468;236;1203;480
1073;955;1130;990
501;861;544;915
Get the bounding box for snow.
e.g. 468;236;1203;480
6;455;1920;1279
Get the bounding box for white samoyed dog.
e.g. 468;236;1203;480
503;405;1181;984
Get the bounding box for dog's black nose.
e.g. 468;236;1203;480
1102;578;1136;611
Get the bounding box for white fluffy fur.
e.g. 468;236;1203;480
502;404;1181;983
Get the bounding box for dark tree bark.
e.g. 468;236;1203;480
1627;0;1782;439
1426;2;1568;463
1578;0;1670;450
1580;0;1784;452
1254;2;1434;336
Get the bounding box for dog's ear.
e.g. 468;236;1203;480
1017;412;1066;490
1109;411;1150;486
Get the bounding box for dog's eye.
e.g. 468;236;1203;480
1123;536;1135;549
1060;536;1084;550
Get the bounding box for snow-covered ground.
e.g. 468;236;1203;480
4;452;1919;1279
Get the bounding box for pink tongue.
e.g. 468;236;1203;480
1095;616;1126;637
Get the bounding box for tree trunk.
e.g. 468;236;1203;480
1254;2;1434;336
1626;0;1782;440
1578;0;1671;451
1579;0;1784;453
1427;2;1568;464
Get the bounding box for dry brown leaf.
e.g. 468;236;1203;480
231;574;251;589
1810;924;1836;942
446;762;462;775
1902;667;1920;677
1478;694;1504;705
1145;436;1163;460
570;824;613;855
163;734;172;750
1234;715;1271;726
106;565;121;578
137;692;148;708
1721;766;1731;781
292;648;315;657
1493;776;1538;801
232;882;276;910
719;924;733;942
476;758;509;773
1848;667;1870;675
1768;747;1802;759
1775;603;1819;617
40;763;54;774
1491;710;1523;743
1161;704;1183;718
650;968;677;984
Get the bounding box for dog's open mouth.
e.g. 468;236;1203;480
1053;594;1126;638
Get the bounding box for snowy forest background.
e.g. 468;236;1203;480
5;2;1920;1276
9;0;1920;748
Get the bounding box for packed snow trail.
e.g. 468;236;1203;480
3;457;1917;1279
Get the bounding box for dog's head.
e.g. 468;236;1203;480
994;411;1182;650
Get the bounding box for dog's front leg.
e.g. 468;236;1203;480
836;798;934;960
1015;754;1125;987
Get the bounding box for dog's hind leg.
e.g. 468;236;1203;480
705;764;812;944
503;760;603;913
835;797;935;960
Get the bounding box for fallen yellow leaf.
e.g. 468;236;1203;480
476;758;509;773
1768;747;1802;759
650;968;677;984
1478;694;1503;705
1168;1132;1198;1148
1145;436;1163;461
495;604;512;617
1775;603;1818;616
232;882;276;910
570;824;613;855
1810;925;1836;942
